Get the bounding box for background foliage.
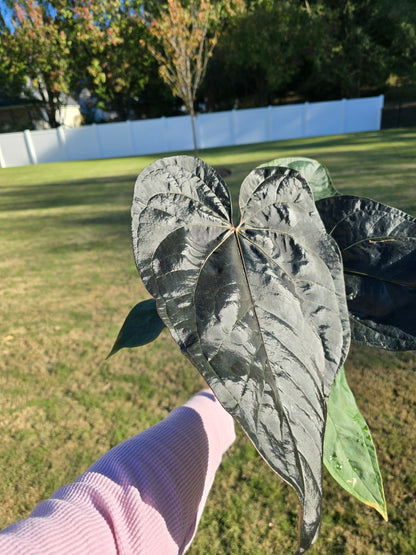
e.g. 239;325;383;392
1;0;416;127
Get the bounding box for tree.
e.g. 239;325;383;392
69;0;158;121
0;9;26;101
299;0;416;100
303;0;392;99
0;0;73;128
373;0;416;88
0;1;167;127
202;0;326;109
144;0;244;155
203;0;416;108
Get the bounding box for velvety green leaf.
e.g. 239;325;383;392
259;156;338;201
107;299;165;358
132;155;350;553
317;195;416;350
324;367;388;521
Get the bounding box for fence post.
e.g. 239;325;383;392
267;105;273;141
302;102;309;137
378;94;385;130
92;123;103;158
161;116;168;152
56;126;68;161
195;113;203;150
341;98;347;134
231;109;237;145
23;129;38;165
127;120;136;155
0;144;6;168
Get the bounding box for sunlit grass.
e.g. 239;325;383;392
1;128;416;553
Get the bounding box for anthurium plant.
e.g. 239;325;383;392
109;155;416;553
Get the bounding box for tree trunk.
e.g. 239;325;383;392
46;106;59;128
189;104;198;157
46;89;60;128
38;85;60;128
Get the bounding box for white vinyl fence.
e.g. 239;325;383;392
0;95;384;168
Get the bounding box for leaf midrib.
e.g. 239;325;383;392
344;267;416;288
232;226;306;487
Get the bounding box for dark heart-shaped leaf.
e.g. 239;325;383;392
107;299;165;358
132;155;350;553
324;367;388;520
259;156;338;201
316;195;416;350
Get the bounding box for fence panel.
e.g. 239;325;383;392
344;96;384;133
305;100;344;137
0;95;384;168
197;111;233;149
164;115;194;152
31;128;66;164
269;104;303;141
0;132;32;167
63;126;100;161
129;118;165;155
234;107;269;145
96;121;135;159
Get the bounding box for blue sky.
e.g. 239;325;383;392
0;1;13;29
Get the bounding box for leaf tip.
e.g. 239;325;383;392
105;348;116;360
106;339;120;360
374;502;388;522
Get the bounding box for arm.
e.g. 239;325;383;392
0;390;235;554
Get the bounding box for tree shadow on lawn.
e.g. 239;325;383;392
0;174;138;213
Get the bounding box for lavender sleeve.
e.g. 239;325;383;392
0;390;236;554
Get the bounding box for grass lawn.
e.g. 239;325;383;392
1;127;416;554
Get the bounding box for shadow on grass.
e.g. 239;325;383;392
203;128;416;160
67;212;131;227
0;174;138;212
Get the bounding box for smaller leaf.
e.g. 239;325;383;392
107;299;165;358
324;367;388;521
316;195;416;350
258;156;338;201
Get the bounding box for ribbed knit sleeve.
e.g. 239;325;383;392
0;390;235;554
